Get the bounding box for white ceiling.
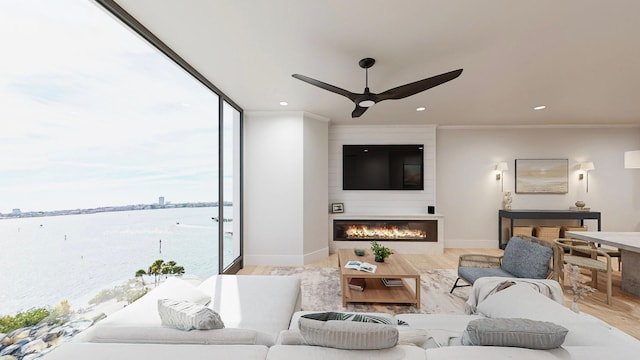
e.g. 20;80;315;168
112;0;640;126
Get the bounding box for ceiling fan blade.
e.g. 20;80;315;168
377;69;463;101
351;105;368;118
292;74;358;101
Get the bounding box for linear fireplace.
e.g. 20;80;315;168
333;219;437;242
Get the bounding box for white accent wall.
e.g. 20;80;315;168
328;125;437;214
437;126;640;248
243;111;329;266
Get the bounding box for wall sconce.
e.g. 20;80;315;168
579;161;595;192
625;150;640;169
495;162;508;192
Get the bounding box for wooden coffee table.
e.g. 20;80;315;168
338;248;421;308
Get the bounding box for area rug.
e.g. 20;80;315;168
268;267;471;314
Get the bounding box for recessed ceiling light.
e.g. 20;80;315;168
279;101;288;106
533;105;546;110
416;107;426;112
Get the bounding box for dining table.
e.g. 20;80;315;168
565;231;640;296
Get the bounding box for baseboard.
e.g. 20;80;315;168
244;247;329;266
445;239;498;249
244;254;304;266
304;247;329;264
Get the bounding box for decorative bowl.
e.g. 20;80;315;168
354;249;365;256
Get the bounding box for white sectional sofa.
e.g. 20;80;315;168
268;284;640;359
72;275;301;347
45;275;640;360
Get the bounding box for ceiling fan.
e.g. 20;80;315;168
292;58;463;118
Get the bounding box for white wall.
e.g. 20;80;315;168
303;113;329;263
329;125;436;214
437;126;640;248
243;111;329;265
245;120;640;259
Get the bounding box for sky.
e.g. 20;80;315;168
0;0;230;213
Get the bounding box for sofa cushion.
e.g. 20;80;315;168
158;299;224;331
44;343;269;360
197;275;301;345
80;277;211;328
143;277;212;306
76;325;260;345
75;275;295;346
267;344;428;360
476;284;579;323
501;236;552;279
427;345;640;360
298;317;398;350
475;284;640;347
461;318;568;349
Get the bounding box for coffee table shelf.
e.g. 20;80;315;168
338;248;420;308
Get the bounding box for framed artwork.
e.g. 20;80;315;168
331;203;344;213
515;159;568;194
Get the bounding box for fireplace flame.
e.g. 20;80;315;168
345;225;426;240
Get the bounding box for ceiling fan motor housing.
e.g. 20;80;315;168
359;57;376;69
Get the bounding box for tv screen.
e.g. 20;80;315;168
343;144;424;190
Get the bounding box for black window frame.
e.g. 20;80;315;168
94;0;243;274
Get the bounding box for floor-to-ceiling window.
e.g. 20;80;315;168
222;102;242;272
94;0;245;275
0;0;242;318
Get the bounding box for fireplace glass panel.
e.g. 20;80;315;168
333;220;437;242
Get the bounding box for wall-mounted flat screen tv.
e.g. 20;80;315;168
343;144;424;190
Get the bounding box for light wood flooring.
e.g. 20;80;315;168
238;248;640;340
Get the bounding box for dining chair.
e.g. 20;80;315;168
553;238;613;305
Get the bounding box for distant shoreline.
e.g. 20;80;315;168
0;201;232;220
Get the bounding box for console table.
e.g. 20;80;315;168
498;209;601;249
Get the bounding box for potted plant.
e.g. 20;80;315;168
370;241;393;262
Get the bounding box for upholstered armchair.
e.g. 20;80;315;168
450;235;559;293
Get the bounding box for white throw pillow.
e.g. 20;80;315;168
158;299;224;331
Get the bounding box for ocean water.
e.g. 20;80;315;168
0;207;226;316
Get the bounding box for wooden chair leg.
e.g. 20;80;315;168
592;269;598;289
606;271;612;305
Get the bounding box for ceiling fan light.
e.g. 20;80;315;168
358;99;375;107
